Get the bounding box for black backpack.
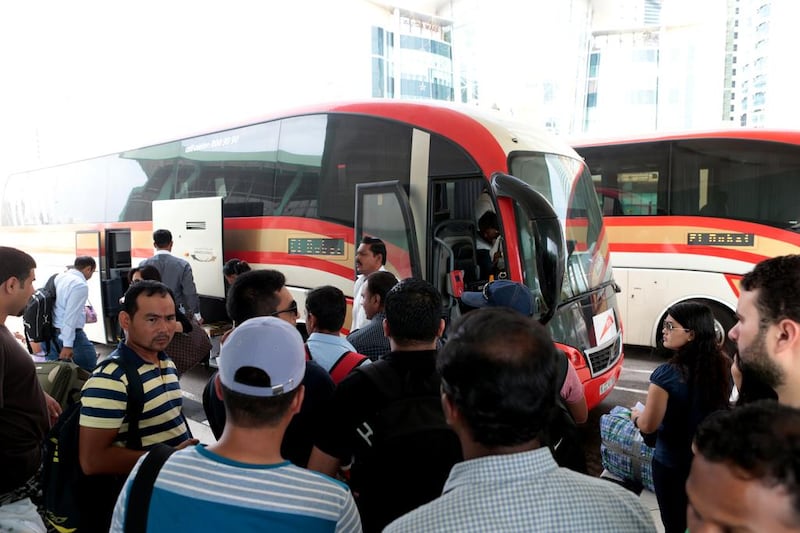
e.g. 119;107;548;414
351;360;462;532
542;352;587;473
23;273;58;353
42;352;145;533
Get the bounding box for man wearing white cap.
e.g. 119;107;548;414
110;317;361;532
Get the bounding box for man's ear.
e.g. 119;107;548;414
775;318;800;353
382;318;391;338
437;318;446;338
440;388;459;427
289;385;305;416
119;310;131;331
214;374;224;400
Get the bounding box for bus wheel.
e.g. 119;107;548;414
702;300;737;358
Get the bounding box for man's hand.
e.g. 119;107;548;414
44;392;62;426
59;347;74;361
175;438;200;450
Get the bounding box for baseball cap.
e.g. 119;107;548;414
218;316;306;397
460;280;535;317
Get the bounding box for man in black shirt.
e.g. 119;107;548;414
202;270;334;467
308;278;462;532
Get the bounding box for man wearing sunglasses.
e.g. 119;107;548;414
202;270;335;467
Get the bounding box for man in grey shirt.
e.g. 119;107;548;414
141;229;202;323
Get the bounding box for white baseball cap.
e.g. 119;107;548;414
218;316;306;397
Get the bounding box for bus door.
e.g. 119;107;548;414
152;197;226;320
490;172;566;324
355;180;421;282
75;231;107;344
103;229;132;343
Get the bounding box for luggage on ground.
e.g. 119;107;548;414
600;405;655;492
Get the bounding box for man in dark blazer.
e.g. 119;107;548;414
141;229;202;323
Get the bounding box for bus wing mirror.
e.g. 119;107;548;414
491;172;565;324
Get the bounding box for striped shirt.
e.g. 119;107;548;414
80;343;189;448
384;447;656;532
110;445;362;532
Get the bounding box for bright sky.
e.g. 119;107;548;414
0;0;372;181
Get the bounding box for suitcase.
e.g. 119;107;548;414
600;405;655;492
35;361;91;409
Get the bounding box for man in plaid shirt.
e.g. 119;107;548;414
385;308;655;533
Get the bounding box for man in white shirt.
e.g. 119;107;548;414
350;236;393;331
48;256;97;371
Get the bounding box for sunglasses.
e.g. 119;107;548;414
271;300;299;318
662;322;691;332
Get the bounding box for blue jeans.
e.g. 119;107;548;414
47;329;97;371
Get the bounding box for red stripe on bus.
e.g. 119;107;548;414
224;217;352;237
610;243;769;265
228;251;354;280
725;274;743;299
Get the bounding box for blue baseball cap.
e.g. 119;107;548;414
461;280;535;317
219;316;306;397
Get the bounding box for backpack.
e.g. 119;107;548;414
23;273;58;352
42;352;146;533
351;360;462;531
304;345;367;385
125;444;176;533
35;361;92;410
542;352;587;473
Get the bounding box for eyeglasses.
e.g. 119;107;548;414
662;322;691;332
271;300;299;318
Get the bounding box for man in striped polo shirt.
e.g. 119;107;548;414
79;281;198;528
111;316;362;532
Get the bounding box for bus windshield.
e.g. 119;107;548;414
509;152;612;297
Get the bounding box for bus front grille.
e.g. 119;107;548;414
586;334;623;377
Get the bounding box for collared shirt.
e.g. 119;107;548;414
53;268;88;348
306;332;370;373
346;311;391;361
350;266;391;332
384;447;656;533
80;343;190;448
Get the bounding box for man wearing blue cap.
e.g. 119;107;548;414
110;317;361;532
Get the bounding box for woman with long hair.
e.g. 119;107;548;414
630;302;731;533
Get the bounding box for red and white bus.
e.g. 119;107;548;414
2;101;623;408
573;129;800;354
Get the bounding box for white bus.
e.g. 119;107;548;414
574;129;800;354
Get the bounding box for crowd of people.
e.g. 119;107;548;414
1;234;800;532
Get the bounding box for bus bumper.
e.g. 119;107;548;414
581;352;624;410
